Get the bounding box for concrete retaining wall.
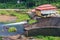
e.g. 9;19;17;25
25;28;60;36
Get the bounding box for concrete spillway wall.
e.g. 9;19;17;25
25;17;60;36
25;28;60;36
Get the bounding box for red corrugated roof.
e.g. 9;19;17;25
36;4;57;10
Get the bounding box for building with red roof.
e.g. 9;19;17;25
35;4;57;14
28;4;57;18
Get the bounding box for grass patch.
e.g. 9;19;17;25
32;35;60;40
0;37;2;40
8;27;17;32
0;10;37;24
0;10;30;22
28;19;37;24
16;13;30;22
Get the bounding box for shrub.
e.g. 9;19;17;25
0;37;2;40
0;10;8;15
0;13;5;15
10;13;16;16
8;27;17;32
28;19;37;24
16;13;30;22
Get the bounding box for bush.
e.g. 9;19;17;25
16;13;30;22
0;13;5;15
28;19;37;24
8;27;17;32
0;10;9;15
0;37;2;40
0;3;26;9
10;13;16;16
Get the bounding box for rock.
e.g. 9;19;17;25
9;34;21;40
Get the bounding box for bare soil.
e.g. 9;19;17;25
0;15;16;22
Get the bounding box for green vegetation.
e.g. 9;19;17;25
0;3;26;9
0;37;2;40
8;27;17;32
0;0;60;8
0;10;37;24
16;13;30;22
0;10;10;15
0;10;29;21
33;35;60;40
28;19;37;24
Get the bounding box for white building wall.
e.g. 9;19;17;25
41;10;56;14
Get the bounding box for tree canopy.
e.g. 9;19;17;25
0;0;60;8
